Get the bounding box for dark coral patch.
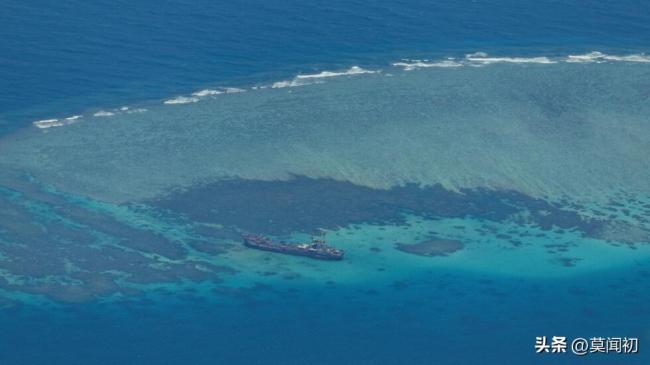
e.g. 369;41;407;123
150;176;608;237
390;281;409;290
0;272;124;303
0;182;237;303
552;257;582;267
186;239;231;255
56;204;188;260
395;239;464;257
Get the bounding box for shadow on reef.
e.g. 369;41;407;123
151;175;609;237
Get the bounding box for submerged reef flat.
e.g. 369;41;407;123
1;62;650;203
1;60;650;304
395;239;464;257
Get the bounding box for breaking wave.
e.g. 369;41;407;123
24;51;650;131
296;66;378;79
164;96;200;105
272;66;378;88
167;87;245;104
271;79;316;89
32;115;83;129
33;119;63;129
464;52;557;64
393;51;650;70
192;89;224;97
392;60;463;70
566;51;650;63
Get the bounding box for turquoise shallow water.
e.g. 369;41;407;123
1;55;649;363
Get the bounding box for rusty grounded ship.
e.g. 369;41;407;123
243;233;344;261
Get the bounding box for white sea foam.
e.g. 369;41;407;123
296;66;377;79
604;54;650;62
391;51;650;69
566;51;608;63
33;115;82;129
566;51;650;63
271;66;377;89
167;87;247;103
271;79;314;89
33;119;64;129
93;111;115;117
189;87;245;97
126;108;147;114
192;89;224;97
164;96;200;105
392;60;463;70
119;106;129;111
465;53;557;64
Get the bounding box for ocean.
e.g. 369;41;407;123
1;1;650;364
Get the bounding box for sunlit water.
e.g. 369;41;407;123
2;1;650;364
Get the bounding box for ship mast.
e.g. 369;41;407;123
311;228;327;246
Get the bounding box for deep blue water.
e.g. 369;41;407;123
2;0;650;131
2;1;650;364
